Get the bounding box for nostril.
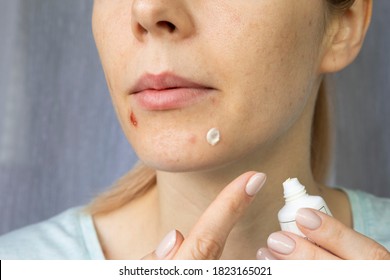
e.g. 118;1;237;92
157;21;176;33
136;23;148;35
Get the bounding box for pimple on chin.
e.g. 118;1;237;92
188;134;197;144
130;111;138;127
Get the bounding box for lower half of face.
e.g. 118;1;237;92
94;0;326;172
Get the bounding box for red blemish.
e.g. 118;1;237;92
188;134;197;144
130;111;138;127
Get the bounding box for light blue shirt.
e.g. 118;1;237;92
0;188;389;259
0;207;105;260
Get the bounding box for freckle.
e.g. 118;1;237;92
130;111;138;127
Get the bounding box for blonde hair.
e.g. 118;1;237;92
88;162;156;214
88;0;355;215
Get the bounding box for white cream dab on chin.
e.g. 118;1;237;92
206;128;220;146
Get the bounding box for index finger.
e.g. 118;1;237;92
174;172;266;259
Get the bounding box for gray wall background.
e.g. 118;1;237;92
0;0;389;235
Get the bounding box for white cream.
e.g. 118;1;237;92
206;128;220;146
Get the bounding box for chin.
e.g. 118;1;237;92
138;150;233;173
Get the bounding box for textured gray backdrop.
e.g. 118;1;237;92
0;0;389;235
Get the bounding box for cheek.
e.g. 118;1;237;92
204;9;321;148
93;6;134;93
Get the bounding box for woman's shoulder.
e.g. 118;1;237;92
0;207;104;260
342;188;390;249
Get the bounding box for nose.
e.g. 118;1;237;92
131;0;195;42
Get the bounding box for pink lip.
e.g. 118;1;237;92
130;73;215;110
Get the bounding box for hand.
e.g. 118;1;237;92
257;208;390;260
141;172;267;260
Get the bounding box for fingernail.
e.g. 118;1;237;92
267;232;296;255
256;248;277;260
155;230;176;259
245;173;266;196
296;208;322;230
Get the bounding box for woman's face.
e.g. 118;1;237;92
93;0;328;172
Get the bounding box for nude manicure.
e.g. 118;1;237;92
296;208;322;230
256;248;277;260
267;232;296;255
155;230;177;259
245;173;266;196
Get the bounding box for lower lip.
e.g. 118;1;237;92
132;88;214;111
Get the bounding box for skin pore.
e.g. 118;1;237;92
91;0;369;259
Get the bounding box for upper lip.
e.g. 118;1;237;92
130;72;213;94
